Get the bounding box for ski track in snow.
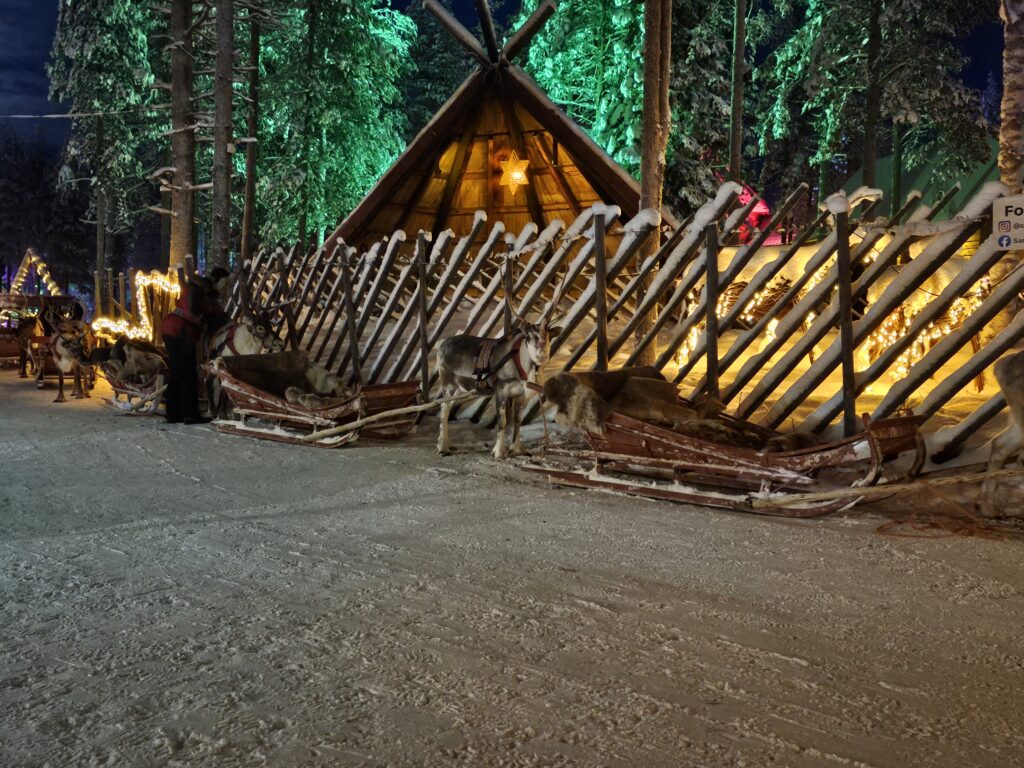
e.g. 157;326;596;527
1;370;1024;767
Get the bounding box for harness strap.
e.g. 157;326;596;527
474;336;529;390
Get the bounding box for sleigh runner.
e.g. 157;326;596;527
203;351;421;447
523;374;928;517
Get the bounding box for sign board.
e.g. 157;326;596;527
993;194;1024;250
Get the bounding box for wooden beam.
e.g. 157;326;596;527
532;133;581;218
473;0;500;62
434;106;482;239
424;0;489;67
329;70;486;246
499;91;546;227
501;0;556;62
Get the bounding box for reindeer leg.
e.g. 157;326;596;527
510;395;528;456
492;388;509;460
19;350;27;378
54;370;66;403
981;423;1023;515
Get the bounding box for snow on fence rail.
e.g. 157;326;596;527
228;180;1021;459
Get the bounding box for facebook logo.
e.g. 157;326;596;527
999;234;1013;248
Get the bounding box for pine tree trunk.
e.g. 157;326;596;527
862;0;882;190
298;0;317;257
989;0;1024;337
1001;0;1024;192
890;122;902;218
210;0;234;271
728;0;746;182
169;0;195;269
634;0;672;366
95;186;107;312
240;20;260;266
160;148;172;265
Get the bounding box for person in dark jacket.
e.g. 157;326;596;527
161;268;230;424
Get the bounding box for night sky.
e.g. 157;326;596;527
0;0;1005;153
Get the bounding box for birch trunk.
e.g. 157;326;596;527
210;0;234;271
633;0;672;366
169;0;195;269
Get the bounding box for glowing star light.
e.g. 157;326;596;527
500;150;530;195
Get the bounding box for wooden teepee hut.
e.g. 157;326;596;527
328;0;673;252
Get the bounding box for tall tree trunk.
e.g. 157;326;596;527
160;148;172;265
990;0;1024;337
862;0;883;190
95;186;107;312
169;0;195;269
1001;0;1024;192
633;0;672;366
298;0;317;257
95;114;107;312
890;121;902;218
210;0;234;271
728;0;746;182
240;20;261;266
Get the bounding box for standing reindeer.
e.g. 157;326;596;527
436;316;555;459
48;314;96;403
16;315;44;378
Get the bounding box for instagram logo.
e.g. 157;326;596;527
1000;220;1011;233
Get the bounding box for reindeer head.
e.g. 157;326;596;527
243;309;286;352
513;315;558;368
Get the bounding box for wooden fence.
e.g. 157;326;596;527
217;180;1024;456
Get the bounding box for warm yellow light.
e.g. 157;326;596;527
92;269;181;343
500;150;530;194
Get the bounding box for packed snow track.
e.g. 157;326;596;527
1;370;1022;767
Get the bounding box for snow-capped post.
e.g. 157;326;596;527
594;211;609;371
502;249;515;338
833;198;857;436
704;224;720;400
416;232;431;399
339;245;362;386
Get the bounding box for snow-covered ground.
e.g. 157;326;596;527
2;368;1024;767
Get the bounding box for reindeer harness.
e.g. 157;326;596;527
472;337;529;391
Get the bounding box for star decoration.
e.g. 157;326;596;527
500;150;530;195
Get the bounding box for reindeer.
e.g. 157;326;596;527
48;315;96;403
980;348;1024;514
205;305;288;416
436;315;555;459
16;315;44;378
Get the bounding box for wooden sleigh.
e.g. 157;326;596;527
99;368;168;415
203;351;421;447
525;393;927;517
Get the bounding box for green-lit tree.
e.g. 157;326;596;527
752;0;994;202
256;1;415;248
49;0;160;300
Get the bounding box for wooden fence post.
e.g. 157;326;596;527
416;233;432;399
704;223;720;400
339;247;362;385
594;211;609;371
835;208;857;437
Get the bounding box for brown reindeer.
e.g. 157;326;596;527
16;315;44;378
47;312;95;403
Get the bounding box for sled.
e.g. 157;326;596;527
525;406;927;518
203;351;421;447
98;368;168;415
